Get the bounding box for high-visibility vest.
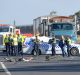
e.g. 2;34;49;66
17;35;22;43
8;36;13;44
21;35;24;43
4;37;9;43
13;37;18;45
65;38;72;45
68;39;72;44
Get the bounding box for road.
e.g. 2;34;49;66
0;54;80;75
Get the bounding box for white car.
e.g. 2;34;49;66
23;37;80;56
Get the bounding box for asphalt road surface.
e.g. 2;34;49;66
0;55;80;75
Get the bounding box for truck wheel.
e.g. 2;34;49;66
70;47;79;56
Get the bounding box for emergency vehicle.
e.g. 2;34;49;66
0;24;20;51
23;36;80;56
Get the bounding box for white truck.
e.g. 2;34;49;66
0;24;20;51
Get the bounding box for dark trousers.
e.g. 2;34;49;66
13;45;18;55
34;43;39;55
11;45;14;56
52;43;55;56
8;43;14;56
18;42;22;55
5;43;9;55
61;47;65;57
8;43;11;55
67;44;70;57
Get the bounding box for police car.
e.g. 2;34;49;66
23;36;80;56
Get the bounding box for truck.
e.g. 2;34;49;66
33;16;77;42
0;24;20;51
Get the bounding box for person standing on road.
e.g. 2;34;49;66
33;34;40;56
50;36;56;56
17;34;23;55
8;34;11;55
59;35;65;57
13;35;18;56
8;34;14;56
4;34;9;56
65;37;72;57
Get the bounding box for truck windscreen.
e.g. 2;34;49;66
0;26;9;32
51;23;73;30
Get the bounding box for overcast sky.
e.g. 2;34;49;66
0;0;80;25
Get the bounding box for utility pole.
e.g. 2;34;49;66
13;20;16;26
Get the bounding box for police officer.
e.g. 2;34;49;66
8;34;14;56
17;34;23;55
59;35;65;57
8;34;11;55
33;34;40;56
65;37;72;57
50;36;56;56
4;34;9;55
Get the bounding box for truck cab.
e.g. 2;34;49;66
0;24;15;51
48;22;77;42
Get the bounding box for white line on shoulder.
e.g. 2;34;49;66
0;62;11;75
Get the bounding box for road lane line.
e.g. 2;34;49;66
0;62;11;75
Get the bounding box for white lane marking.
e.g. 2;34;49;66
22;57;33;62
0;62;11;75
